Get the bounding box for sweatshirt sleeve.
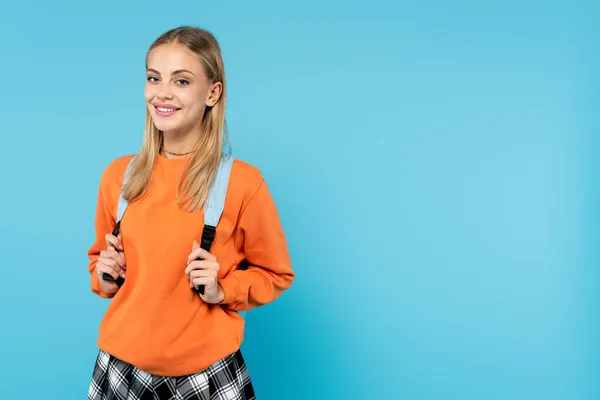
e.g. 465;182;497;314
218;178;295;310
87;180;117;299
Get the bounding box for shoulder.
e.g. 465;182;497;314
231;158;262;185
229;157;268;204
98;154;136;199
91;154;136;217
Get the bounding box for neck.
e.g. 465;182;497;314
161;130;198;158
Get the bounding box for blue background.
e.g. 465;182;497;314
0;1;597;399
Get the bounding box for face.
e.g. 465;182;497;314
144;43;222;136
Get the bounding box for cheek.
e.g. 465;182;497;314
144;85;156;102
185;87;209;109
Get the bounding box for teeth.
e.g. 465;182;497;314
157;107;176;112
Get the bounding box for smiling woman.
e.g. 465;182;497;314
144;44;222;146
122;29;230;213
85;26;295;400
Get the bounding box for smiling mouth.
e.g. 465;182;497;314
154;105;181;116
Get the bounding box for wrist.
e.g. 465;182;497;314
217;283;226;304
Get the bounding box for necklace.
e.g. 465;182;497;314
161;145;196;157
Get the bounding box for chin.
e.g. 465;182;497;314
148;106;182;130
150;113;185;131
152;120;181;132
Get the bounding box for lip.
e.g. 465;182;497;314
152;103;181;117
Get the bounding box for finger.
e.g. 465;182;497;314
99;251;126;271
99;260;123;278
185;260;219;277
116;251;126;269
186;247;216;265
191;276;217;290
98;257;123;276
185;260;207;277
189;269;218;279
105;233;123;251
98;257;122;275
97;263;119;280
99;250;126;268
193;240;200;251
97;266;118;280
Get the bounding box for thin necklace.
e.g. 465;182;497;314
161;145;196;157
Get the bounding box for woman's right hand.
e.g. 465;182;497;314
96;232;126;294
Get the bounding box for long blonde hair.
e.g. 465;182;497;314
122;26;229;212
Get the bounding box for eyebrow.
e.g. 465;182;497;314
146;68;195;76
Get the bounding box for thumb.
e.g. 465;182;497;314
193;240;200;251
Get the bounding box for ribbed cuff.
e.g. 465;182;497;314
218;274;240;305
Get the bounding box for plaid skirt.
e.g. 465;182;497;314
88;349;256;400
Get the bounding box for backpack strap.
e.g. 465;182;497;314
115;156;137;232
198;157;248;318
102;156;136;286
199;155;235;252
195;155;234;293
195;156;246;318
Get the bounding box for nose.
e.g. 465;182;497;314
157;81;174;100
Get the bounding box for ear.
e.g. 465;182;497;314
205;82;223;107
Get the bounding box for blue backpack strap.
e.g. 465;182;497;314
195;156;246;319
116;156;136;227
199;155;235;250
102;156;136;287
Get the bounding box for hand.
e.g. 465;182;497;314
185;241;225;304
96;232;126;294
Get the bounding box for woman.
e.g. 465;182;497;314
86;26;295;400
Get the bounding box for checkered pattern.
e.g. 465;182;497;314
88;349;255;400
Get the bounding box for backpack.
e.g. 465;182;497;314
102;154;246;318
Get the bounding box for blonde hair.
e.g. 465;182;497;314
122;26;229;212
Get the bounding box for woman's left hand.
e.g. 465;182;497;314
185;241;225;304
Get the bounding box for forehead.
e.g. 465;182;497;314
146;43;204;75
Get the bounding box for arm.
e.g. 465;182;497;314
87;182;118;298
218;179;295;310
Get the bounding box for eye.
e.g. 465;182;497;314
147;76;160;83
176;79;190;85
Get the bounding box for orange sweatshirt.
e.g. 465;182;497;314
87;154;294;376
